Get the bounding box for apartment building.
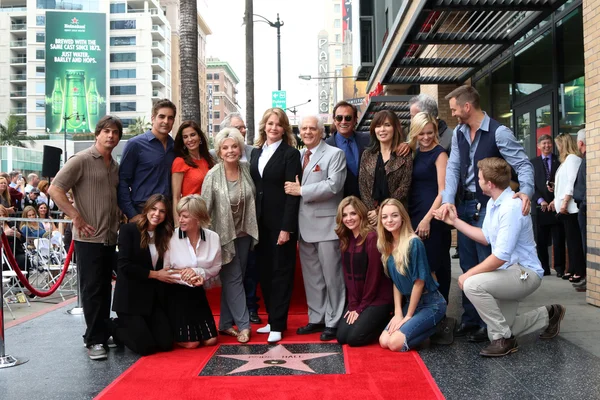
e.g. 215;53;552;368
206;57;239;135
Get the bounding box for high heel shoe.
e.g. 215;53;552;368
561;273;572;280
569;275;582;283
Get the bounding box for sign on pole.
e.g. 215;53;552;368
272;90;287;109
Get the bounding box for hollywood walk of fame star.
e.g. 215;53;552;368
217;345;339;375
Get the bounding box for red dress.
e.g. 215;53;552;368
171;157;210;196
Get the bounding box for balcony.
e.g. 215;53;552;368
11;56;26;64
10;73;26;81
151;74;165;86
10;40;26;48
10;90;26;98
0;7;27;12
152;57;165;71
152;89;164;98
10;23;26;31
151;41;165;55
151;25;165;38
10;107;26;114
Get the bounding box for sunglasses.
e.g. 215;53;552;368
335;115;353;122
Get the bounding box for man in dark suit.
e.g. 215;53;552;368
531;134;565;277
325;101;370;198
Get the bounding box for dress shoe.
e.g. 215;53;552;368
467;327;488;342
256;324;271;334
267;331;282;343
479;336;518;357
562;273;572;280
569;275;583;283
454;323;478;337
430;317;456;345
296;323;325;335
320;327;337;341
249;311;262;324
543;270;551;276
556;272;564;278
540;304;566;339
451;250;460;259
572;278;587;288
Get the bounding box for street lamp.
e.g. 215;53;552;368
285;99;311;124
299;74;357;111
254;13;284;90
62;112;85;160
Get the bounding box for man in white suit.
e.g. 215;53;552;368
284;115;347;341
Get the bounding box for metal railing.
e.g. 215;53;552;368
10;91;26;97
10;23;26;30
10;40;26;47
10;107;26;114
10;57;26;64
10;74;26;81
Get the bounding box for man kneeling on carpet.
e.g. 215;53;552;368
434;157;566;357
377;198;447;352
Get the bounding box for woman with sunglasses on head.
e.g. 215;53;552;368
172;121;216;222
335;196;393;347
358;110;412;227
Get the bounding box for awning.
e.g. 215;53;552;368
356;95;413;133
382;0;570;85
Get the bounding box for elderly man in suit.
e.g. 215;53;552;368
215;112;254;162
531;134;565;277
285;115;347;341
325;101;369;198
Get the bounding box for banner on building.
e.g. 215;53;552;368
45;11;107;134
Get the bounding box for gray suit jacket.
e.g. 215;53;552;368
209;144;254;163
298;141;347;243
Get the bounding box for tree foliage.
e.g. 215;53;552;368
0;115;34;147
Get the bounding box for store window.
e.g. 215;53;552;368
514;29;552;100
475;75;491;115
491;60;513;129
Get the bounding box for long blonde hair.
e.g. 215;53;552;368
334;196;373;252
255;108;297;148
376;198;418;277
554;133;581;163
0;176;11;206
408;112;438;152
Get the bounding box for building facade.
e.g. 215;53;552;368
206;57;239;135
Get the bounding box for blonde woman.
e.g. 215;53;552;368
0;175;12;211
550;133;585;283
377;198;446;352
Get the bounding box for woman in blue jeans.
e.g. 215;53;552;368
377;198;446;352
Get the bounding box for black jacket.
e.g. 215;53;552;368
325;131;370;198
531;155;560;225
112;223;167;316
574;156;586;209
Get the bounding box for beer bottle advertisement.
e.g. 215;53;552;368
45;11;107;133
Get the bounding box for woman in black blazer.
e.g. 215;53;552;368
112;194;177;355
250;107;302;343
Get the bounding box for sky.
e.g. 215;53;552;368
201;0;327;128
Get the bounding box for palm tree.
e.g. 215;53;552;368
179;0;201;124
0;115;33;147
127;117;151;135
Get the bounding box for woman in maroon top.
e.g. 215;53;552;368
335;196;393;347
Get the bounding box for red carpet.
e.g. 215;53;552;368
96;254;444;400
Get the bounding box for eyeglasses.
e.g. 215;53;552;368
335;115;353;122
233;125;246;131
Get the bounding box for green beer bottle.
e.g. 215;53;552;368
51;77;63;115
87;78;99;116
64;70;89;132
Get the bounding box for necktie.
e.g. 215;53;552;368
303;149;312;171
345;139;358;176
544;157;551;180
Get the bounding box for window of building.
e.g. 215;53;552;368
36;82;45;94
36;15;45;26
334;3;341;13
110;20;136;29
36;49;45;60
207;73;213;80
491;60;513;130
110;102;136;112
514;29;552;100
110;3;126;13
110;69;136;79
36;0;100;11
214;111;221;119
214;84;220;92
110;85;136;95
36;116;45;128
334;19;341;28
475;75;491;117
110;52;136;62
110;36;136;46
214;73;220;80
36;66;45;77
36;32;45;43
335;34;341;43
213;125;220;133
214;98;220;106
36;100;45;111
335;49;342;59
120;118;135;128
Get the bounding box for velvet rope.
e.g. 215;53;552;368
1;232;75;298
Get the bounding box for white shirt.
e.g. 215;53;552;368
164;227;222;284
148;231;158;269
258;139;282;176
482;188;544;279
554;154;582;214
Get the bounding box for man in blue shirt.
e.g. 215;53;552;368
118;99;176;221
436;85;534;342
435;157;565;357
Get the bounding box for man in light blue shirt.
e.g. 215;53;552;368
435;157;565;358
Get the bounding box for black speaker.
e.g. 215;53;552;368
42;145;63;178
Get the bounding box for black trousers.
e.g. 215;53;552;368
75;241;116;346
116;309;173;356
256;225;297;332
579;205;587;257
337;304;393;347
535;221;566;275
557;213;586;277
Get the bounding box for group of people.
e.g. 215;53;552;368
2;84;578;362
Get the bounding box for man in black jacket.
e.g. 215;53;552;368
531;134;565;277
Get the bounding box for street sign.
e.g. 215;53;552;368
272;90;287;109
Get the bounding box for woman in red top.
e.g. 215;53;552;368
172;121;215;221
334;196;393;347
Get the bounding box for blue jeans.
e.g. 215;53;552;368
387;291;447;351
457;199;491;328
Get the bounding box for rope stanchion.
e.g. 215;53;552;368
1;233;74;298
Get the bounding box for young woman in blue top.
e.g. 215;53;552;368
20;205;46;245
377;198;447;352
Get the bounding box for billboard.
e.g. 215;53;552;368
45;11;107;134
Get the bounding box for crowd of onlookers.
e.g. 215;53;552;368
1;84;583;362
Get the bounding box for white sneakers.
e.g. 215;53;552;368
256;324;282;343
256;324;271;333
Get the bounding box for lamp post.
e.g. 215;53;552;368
299;74;357;114
62;112;85;160
254;13;284;90
285;99;311;125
